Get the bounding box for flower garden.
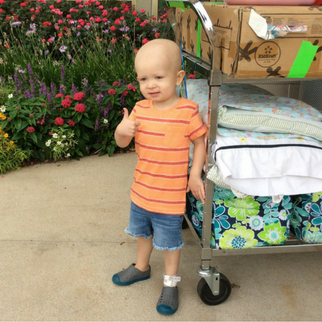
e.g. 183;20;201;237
0;0;175;174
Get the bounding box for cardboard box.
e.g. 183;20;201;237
171;3;322;78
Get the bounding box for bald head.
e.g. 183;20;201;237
135;39;182;73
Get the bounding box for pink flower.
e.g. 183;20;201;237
73;92;86;101
26;127;35;133
140;8;146;13
110;26;116;31
122;90;129;96
75;103;86;113
132;11;138;16
154;32;160;38
188;74;196;79
55;93;64;98
142;38;149;44
54;117;64;126
62;98;72;108
68;119;75;126
113;81;119;86
108;89;116;95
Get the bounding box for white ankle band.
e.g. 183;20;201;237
163;274;181;287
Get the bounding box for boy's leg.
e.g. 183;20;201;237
135;236;153;271
164;249;181;276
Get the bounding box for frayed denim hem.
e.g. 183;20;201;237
153;240;185;252
124;228;153;240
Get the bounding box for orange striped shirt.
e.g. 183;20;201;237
129;98;207;215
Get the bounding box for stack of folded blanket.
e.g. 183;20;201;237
186;79;322;249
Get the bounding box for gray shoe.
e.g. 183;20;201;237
112;264;151;286
156;286;178;315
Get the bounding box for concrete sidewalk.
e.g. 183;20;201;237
1;152;322;321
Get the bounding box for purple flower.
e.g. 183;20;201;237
47;93;52;103
72;84;78;94
51;83;56;97
59;45;68;53
27;63;33;75
97;93;103;104
61;65;65;82
94;119;100;131
11;21;22;26
59;84;65;94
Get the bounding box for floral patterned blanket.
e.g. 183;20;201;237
186;183;291;249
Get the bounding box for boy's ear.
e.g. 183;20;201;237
176;70;186;86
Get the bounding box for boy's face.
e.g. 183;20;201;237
135;41;185;109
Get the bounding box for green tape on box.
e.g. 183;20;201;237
167;1;189;10
197;20;201;58
287;41;318;78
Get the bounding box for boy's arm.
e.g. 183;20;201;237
187;134;206;204
115;108;141;148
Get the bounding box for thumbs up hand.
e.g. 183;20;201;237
117;108;141;138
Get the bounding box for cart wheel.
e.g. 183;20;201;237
197;274;231;305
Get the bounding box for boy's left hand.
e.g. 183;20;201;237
187;174;205;204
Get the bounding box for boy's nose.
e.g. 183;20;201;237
147;80;156;88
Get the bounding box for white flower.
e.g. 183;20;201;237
52;133;58;139
57;141;62;145
53;147;57;151
103;118;108;124
62;135;66;139
45;140;51;147
66;153;71;158
8;93;13;99
0;105;6;112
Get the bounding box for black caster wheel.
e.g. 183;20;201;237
197;274;231;305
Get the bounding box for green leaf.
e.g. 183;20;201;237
9;110;18;119
12;132;24;141
80;118;94;128
30;132;38;144
82;132;90;141
14;119;22;131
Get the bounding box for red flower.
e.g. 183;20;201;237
115;18;120;25
75;103;86;113
73;92;85;101
20;2;26;6
112;7;118;11
188;74;196;79
61;98;72;108
122;90;129;96
26;127;35;133
108;89;116;95
113;81;119;86
65;95;72;99
127;84;137;92
110;26;116;31
55;93;64;98
140;8;146;13
142;38;149;44
54;117;64;126
154;32;160;38
135;18;141;23
132;11;138;16
68;120;75;126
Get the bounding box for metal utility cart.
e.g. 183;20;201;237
166;0;322;305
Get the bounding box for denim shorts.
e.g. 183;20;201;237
125;202;184;251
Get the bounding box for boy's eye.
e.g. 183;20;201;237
139;78;146;82
156;76;163;80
